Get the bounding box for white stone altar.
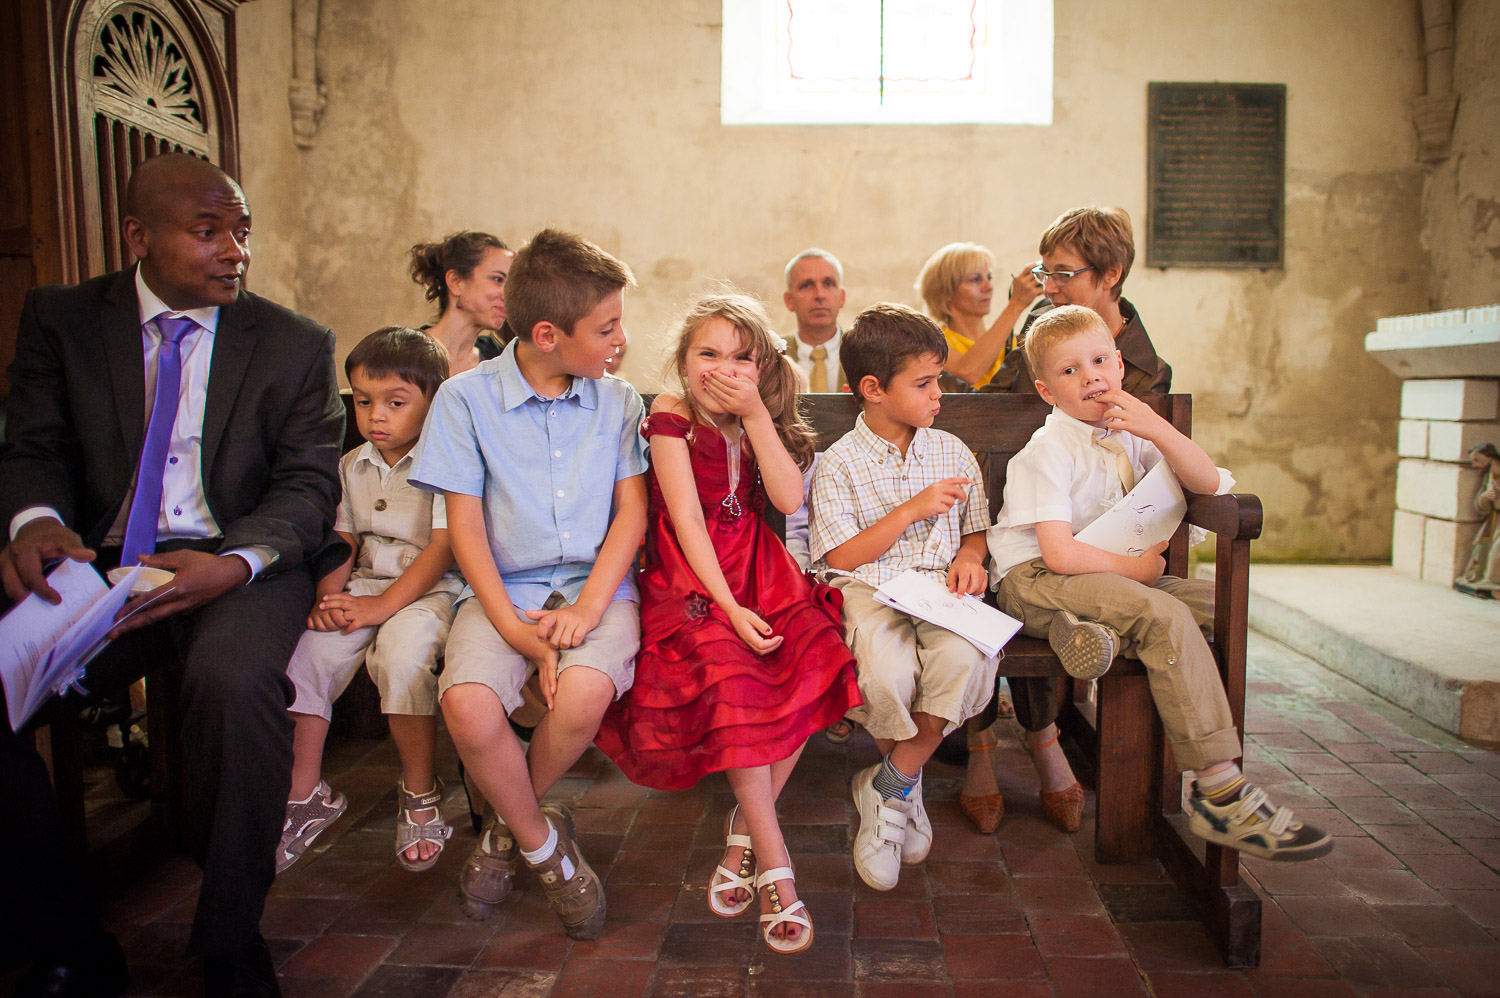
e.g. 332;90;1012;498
1366;306;1500;586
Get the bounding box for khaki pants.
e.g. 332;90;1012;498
832;576;998;742
996;558;1241;772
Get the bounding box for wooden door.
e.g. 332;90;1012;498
0;0;243;398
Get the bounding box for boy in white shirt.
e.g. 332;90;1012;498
988;305;1331;861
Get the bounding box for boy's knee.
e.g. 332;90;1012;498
366;645;438;687
1141;588;1199;630
440;682;502;732
553;667;616;721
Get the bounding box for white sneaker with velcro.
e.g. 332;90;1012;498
851;764;911;890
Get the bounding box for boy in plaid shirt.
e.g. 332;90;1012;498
809;303;998;891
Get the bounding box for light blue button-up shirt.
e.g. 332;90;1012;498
407;339;649;614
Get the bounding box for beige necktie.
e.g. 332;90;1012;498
808;345;829;393
1094;433;1137;492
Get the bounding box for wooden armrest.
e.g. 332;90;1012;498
1185;493;1263;542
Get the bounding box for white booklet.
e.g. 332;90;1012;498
873;569;1023;658
1074;460;1186;557
0;560;146;730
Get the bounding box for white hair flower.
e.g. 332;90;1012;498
767;332;788;356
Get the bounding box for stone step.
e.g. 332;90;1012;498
1228;564;1500;744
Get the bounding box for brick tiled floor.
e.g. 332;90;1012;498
68;632;1500;995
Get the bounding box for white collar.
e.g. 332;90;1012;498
1044;406;1128;443
353;440;413;473
797;326;841;352
135;265;221;333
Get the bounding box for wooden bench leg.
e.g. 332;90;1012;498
146;669;187;849
1094;673;1161;863
1158;821;1263;967
45;719;88;856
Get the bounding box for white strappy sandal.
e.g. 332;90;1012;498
708;805;756;917
756;866;813;954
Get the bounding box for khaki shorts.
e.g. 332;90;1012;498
832;576;998;742
287;590;456;719
439;597;639;715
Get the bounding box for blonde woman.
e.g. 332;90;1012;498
915;242;1043;390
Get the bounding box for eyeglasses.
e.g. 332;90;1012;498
1030;265;1095;286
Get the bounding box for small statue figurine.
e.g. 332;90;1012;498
1455;442;1500;598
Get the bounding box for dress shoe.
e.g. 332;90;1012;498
14;931;129;998
202;934;281;998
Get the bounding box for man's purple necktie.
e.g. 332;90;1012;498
121;316;197;566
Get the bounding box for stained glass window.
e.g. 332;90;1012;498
722;0;1053;124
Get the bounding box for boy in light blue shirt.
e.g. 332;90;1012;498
408;229;648;939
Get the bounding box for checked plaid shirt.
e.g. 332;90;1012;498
809;413;988;589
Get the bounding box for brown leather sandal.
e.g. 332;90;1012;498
1030;731;1084;833
959;737;1004;834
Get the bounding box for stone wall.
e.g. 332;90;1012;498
234;0;1434;560
1422;0;1500;310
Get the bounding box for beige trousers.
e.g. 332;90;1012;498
996;558;1241;772
440;598;639;715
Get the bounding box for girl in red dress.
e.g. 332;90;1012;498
595;292;860;954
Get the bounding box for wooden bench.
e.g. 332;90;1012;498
327;387;1263;962
795;391;1264;967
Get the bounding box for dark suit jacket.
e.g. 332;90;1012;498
0;268;345;574
982;297;1172;397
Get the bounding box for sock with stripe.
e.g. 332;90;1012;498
872;754;920;801
1195;764;1245;802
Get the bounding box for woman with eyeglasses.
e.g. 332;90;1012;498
914;242;1045;390
937;207;1175;841
998;206;1172;397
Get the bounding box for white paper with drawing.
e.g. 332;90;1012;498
1074;460;1186;557
872;569;1022;658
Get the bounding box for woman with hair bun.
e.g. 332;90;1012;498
408;231;514;829
408;231;515;375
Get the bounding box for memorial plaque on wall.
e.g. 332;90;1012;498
1146;82;1285;268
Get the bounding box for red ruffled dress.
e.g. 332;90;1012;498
595;412;861;791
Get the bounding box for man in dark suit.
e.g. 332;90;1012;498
0;154;343;997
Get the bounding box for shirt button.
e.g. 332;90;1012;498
556;490;565;498
550;410;557;418
374;499;387;511
563;531;571;539
554;451;562;458
168;456;178;465
172;506;182;516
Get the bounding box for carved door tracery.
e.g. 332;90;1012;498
69;0;240;277
3;0;245;397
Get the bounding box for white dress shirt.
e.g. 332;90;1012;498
10;266;268;576
987;408;1235;582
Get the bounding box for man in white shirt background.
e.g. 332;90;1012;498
781;248;848;393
